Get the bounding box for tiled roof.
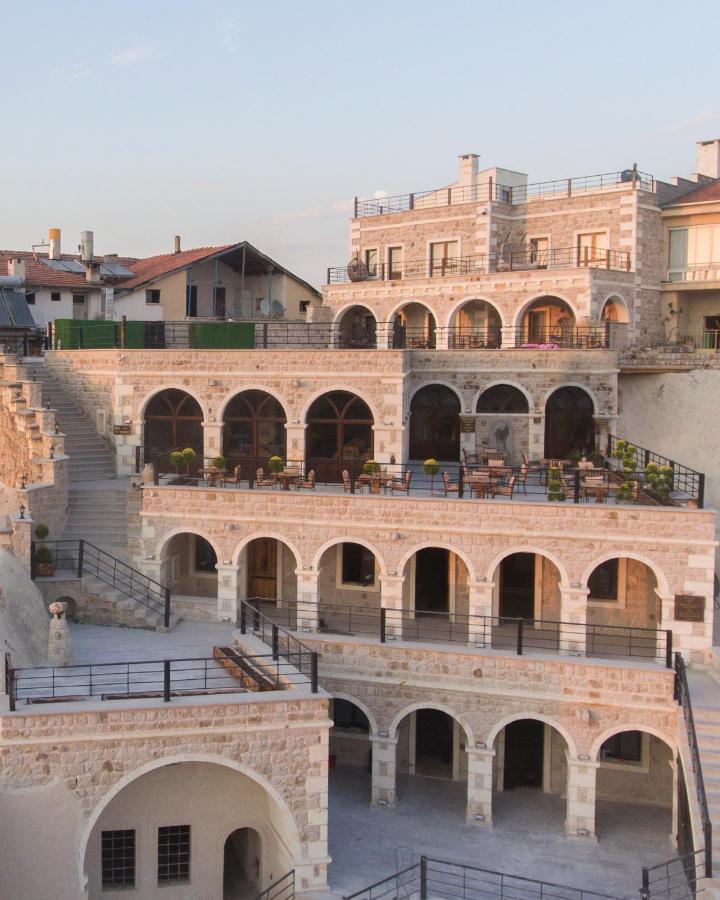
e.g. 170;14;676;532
0;251;138;289
114;245;232;291
663;179;720;207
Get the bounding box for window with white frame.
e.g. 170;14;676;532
668;225;720;280
577;232;607;265
157;824;190;884
364;248;378;277
430;240;459;276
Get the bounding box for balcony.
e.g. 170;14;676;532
327;246;632;285
353;170;655;217
666;263;720;283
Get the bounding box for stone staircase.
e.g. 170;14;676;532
79;573;173;630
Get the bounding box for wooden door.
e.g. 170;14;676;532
248;539;277;599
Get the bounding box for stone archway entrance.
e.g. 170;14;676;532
544;386;595;459
223;827;261;899
409;385;460;461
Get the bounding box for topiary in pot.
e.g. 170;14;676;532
362;459;380;476
268;455;284;474
613;440;638;503
169;450;184;473
423;458;440;494
210;456;226;471
546;467;566;502
34;523;55;576
644;462;674;501
181;447;197;475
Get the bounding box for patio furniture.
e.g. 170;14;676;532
256;467;277;489
199;466;222;486
486;449;506;462
388;470;412;494
466;474;494;498
295;469;315;490
522;452;543;474
442;471;459;496
581;476;608;503
277;468;302;490
462;449;481;466
493;476;518;499
221;464;243;488
517;463;529;494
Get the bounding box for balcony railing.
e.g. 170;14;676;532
327;246;631;284
667;263;720;283
354;169;654;217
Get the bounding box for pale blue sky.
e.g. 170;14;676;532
2;0;719;286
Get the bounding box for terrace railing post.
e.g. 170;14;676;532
8;667;15;713
641;866;650;900
240;602;247;635
353;196;358;218
665;630;673;669
164;588;171;630
163;659;171;702
516;619;524;655
153;456;159;486
420;856;428;900
705;826;713;878
567;178;572;198
447;187;452;205
78;327;84;350
380;607;387;643
262;323;268;349
311;652;318;693
409;192;414;210
30;541;37;580
326;267;330;284
698;473;705;509
120;315;127;349
77;539;85;579
272;624;279;661
458;464;464;498
573;469;580;504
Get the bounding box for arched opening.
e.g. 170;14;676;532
240;537;298;614
493;552;561;648
329;697;373;809
392;302;437;349
409;385;460;461
161;533;218;608
337;305;377;349
544;386;595;460
85;762;295;899
401;548;470;642
449;300;502;349
519;297;576;346
317;542;381;637
493;719;568;832
595;730;674;844
585;558;661;660
223;827;261;899
306;391;373;483
144;389;203;472
222;391;287;479
601;297;629;324
476;385;530;464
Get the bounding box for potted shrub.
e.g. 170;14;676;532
363;459;381;493
210;455;227;471
268;455;284;474
546;467;566;502
613;440;638;503
169;450;184;475
644;462;674;503
181;447;197;476
423;457;440;494
34;523;55;576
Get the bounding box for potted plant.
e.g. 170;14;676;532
644;462;674;503
363;459;381;493
546;467;566;502
268;455;284;474
210;455;227;472
169;450;184;475
613;439;638;503
181;447;197;476
423;457;440;494
34;523;55;576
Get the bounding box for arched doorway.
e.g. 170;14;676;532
306;391;373;483
409;385;460;460
493;552;561;648
392;303;436;349
337;306;377;349
519;297;576;346
161;533;218;606
329;697;373;807
601;297;629;324
223;827;261;899
223;391;287;478
401;548;470;642
476;385;530;464
239;538;298;626
449;300;502;348
144;389;203;470
544;386;595;459
317;542;381;636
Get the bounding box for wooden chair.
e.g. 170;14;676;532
256;467;276;489
493;476;517;499
486;449;505;462
296;469;316;491
522;452;543;474
442;471;459;496
462;449;480;466
221;464;243;488
516;463;529;494
200;466;222;486
388;470;412;494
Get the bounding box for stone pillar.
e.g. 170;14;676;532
501;324;518;348
376;320;393;350
296;569;320;631
468;580;494;645
216;563;240;623
380;573;405;639
370;735;398;807
559;586;589;654
202;421;223;463
466;748;494;825
48;602;72;666
459;416;476;462
285;423;306;468
565;759;598;839
527;414;545;460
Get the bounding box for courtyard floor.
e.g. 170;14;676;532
324;766;674;899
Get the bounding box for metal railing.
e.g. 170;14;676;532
30;538;172;628
641;849;707;900
327;245;631;283
239;598;319;691
248;598;673;666
8;650;317;710
344;855;623;900
253;870;295;900
606;435;705;508
674;653;713;878
667;263;720;284
353;169;654;217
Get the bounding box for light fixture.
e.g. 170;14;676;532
19;473;27;489
19;503;25;519
475;740;487;749
49;445;55;459
378;730;389;739
54;423;60;435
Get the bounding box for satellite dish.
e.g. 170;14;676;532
271;299;284;316
347;257;369;282
259;297;271;317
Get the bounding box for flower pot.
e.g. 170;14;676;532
36;563;56;577
370;478;381;494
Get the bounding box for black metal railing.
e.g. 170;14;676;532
247;598;672;666
344;855;623;900
253;870;295;900
327;245;631;283
353;169;654;217
30;538;172;629
0;330;45;356
641;849;707;900
674;653;713;878
239;598;319;691
8;650;317;709
509;324;611;349
606;435;705;508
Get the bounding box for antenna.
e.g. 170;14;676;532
271;299;284;317
259;297;271;317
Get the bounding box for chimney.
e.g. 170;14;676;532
104;253;119;266
8;258;25;282
174;235;181;254
80;230;94;262
48;228;61;260
458;153;480;186
696;140;720;180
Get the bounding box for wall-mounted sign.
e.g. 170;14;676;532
674;594;705;623
112;424;132;435
460;415;476;434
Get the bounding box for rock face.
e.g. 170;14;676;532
0;549;50;688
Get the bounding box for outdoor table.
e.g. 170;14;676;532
277;469;301;491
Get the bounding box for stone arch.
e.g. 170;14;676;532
406;380;464;410
476;383;530;414
330;692;379;738
389;301;438;349
544;384;597;460
311;536;388;577
486;712;578;760
511;292;580;331
408;383;462;460
445;295;507;331
485;546;570;590
600;294;631;324
299;387;380;428
78;753;303;893
138;384;208;422
387;298;440;326
398;541;476;583
541;382;599;414
156;527;221;562
335;304;378;350
389;701;474;746
221;388;288;473
580;551;670;599
471;380;533;414
217;386;288;423
590;724;677;761
232;532;303;570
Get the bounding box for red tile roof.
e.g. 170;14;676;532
663;179;720;207
115;245;232;291
0;250;138;289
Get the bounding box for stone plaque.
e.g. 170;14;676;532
460;415;475;434
112;424;131;435
674;594;705;623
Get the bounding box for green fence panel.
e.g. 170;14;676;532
53;320;119;349
189;322;255;349
125;322;146;348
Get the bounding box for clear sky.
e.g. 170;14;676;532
2;0;719;287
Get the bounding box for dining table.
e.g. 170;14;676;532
276;469;302;490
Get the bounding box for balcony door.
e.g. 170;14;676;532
430;241;459;276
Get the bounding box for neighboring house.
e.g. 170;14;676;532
0;232;320;330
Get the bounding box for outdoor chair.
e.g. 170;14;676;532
462;449;480;466
493;476;517;499
522;452;543;474
388;470;412;494
221;464;243;488
256;467;276;489
516;463;529;494
342;470;351;492
442;471;459;496
200;466;222;486
486;448;506;462
296;469;316;491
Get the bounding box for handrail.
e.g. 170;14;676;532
252;869;295;900
674;652;712;878
641;848;706;899
606;435;705;508
240;598;318;691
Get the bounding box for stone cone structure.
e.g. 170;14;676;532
47;601;72;666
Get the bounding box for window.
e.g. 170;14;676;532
73;293;85;304
157;825;190;884
364;248;378;277
186;284;197;317
600;731;642;763
577;232;607;266
195;536;217;573
51;291;61;302
214;286;226;317
146;289;161;304
588;559;619;601
668;225;720;280
101;829;136;889
341;543;375;587
299;300;310;313
430;240;459;276
25;291;35;305
529;237;549;267
388;246;403;280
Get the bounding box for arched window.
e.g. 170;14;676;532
409;385;460;460
544;386;594;459
144;389;203;463
223;390;286;467
477;385;529;413
306;391;373;482
337;306;377;349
